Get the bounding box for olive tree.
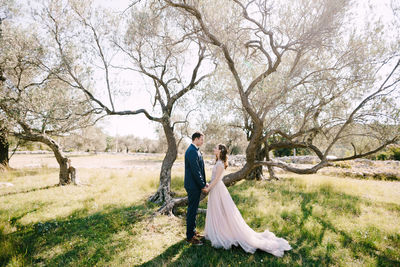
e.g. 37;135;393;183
157;0;400;214
0;22;96;184
39;0;214;202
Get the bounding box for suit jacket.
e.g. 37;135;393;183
184;144;206;191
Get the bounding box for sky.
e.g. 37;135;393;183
94;64;160;139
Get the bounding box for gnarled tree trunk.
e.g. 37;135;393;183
16;133;70;185
157;121;265;215
41;136;70;185
149;122;177;204
0;17;8;170
265;149;279;180
0;132;9;170
156;161;257;215
246;144;264;180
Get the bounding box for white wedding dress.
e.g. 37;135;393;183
204;160;292;257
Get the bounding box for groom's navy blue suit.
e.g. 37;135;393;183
184;143;206;240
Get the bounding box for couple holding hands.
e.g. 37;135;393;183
184;132;291;257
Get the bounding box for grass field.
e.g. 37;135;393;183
1;154;400;266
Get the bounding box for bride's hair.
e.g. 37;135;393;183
216;144;228;169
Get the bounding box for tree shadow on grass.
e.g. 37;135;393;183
141;239;293;267
277;187;399;266
2;167;57;177
0;184;59;197
1;202;156;266
141;180;400;266
275;184;400;266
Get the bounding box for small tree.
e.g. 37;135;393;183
0;22;97;184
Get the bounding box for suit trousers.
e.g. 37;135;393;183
185;188;201;240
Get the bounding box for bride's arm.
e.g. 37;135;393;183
207;164;224;192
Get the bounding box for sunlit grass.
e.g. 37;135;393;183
0;163;399;266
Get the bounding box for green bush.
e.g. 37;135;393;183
273;147;292;157
273;147;311;157
376;153;388;161
230;145;241;155
390;147;400;161
376;146;400;161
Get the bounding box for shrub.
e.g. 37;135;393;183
390;146;400;161
273;147;292;157
376;146;400;161
230;145;241;155
376;153;388;161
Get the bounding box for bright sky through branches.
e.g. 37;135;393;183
94;0;395;139
10;0;395;139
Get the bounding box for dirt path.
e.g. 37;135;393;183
9;153;174;170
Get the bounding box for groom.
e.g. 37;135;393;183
184;131;208;245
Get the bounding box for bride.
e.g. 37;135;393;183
203;144;292;257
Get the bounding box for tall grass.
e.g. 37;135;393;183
1;165;399;266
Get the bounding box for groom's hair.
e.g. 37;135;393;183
192;131;204;141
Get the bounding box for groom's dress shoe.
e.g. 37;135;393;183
186;237;203;246
194;231;205;239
